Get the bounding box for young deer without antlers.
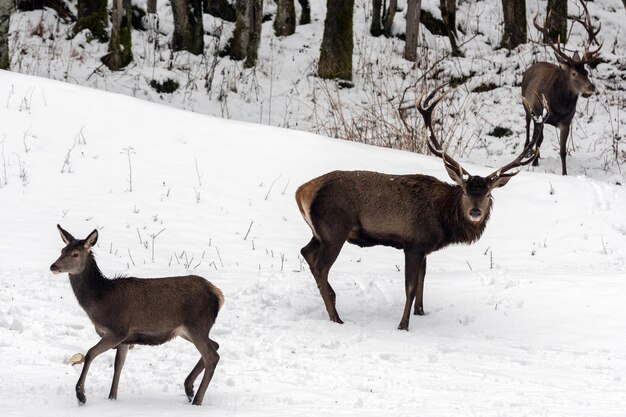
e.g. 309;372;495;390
522;0;601;175
50;225;223;406
296;87;547;331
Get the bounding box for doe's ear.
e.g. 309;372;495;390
57;224;75;245
84;229;98;249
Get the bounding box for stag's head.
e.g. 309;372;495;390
535;0;601;98
417;86;548;224
50;225;98;275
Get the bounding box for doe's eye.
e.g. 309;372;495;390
72;253;79;258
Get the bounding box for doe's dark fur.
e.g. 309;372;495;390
50;225;223;406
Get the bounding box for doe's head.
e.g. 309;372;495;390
50;225;98;275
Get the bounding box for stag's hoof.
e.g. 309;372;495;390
108;394;117;400
76;392;86;405
185;386;194;402
191;397;204;406
330;316;344;324
413;307;425;316
398;321;409;331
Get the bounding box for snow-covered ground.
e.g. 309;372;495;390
8;0;626;180
1;71;625;416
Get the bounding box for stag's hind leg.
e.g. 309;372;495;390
558;124;570;175
313;238;347;324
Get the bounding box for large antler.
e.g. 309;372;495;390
532;14;575;66
416;85;470;182
485;95;549;183
568;0;602;64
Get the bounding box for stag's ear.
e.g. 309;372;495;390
84;229;98;249
57;224;75;245
445;164;466;189
489;174;515;189
572;51;581;62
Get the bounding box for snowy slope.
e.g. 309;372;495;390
1;72;626;416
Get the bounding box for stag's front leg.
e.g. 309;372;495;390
76;336;121;404
413;257;427;316
558;123;570;175
399;248;424;331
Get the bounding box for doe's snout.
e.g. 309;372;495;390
50;263;59;273
469;208;482;219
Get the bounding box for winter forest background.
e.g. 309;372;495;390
1;1;626;416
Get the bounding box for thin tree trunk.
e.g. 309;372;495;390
204;0;236;22
371;0;382;36
440;0;460;55
75;0;109;41
147;0;157;14
0;0;11;70
274;0;295;36
501;0;526;49
104;0;133;70
545;0;567;43
318;0;354;81
404;0;421;61
297;0;310;24
171;0;204;55
383;0;397;37
230;0;263;68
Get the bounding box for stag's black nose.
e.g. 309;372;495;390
50;263;58;272
469;208;482;219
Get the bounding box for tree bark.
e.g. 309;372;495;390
0;0;11;70
147;0;157;14
171;0;204;55
204;0;236;22
545;0;567;43
230;0;263;68
297;0;310;24
274;0;295;36
383;0;397;37
501;0;526;49
104;0;133;70
440;0;460;55
370;0;382;36
75;0;109;42
318;0;354;81
404;0;421;61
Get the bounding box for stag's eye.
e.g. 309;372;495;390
72;253;79;258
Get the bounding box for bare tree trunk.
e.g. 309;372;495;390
440;0;460;55
318;0;354;81
75;0;108;41
204;0;236;22
404;0;421;61
545;0;567;43
171;0;204;54
230;0;263;68
297;0;310;24
147;0;157;14
104;0;133;70
274;0;295;36
383;0;397;37
0;0;11;70
623;0;626;11
370;0;382;36
501;0;526;49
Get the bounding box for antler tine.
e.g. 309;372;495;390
533;13;574;65
416;85;470;177
486;94;549;182
568;0;602;64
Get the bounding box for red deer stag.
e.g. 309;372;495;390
522;0;601;175
50;225;223;405
296;87;547;331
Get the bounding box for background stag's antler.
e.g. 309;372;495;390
485;95;549;183
416;85;470;180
